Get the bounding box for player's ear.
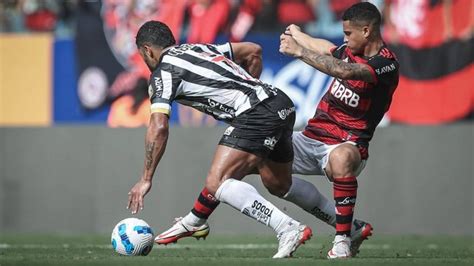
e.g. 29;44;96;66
143;44;153;58
362;25;371;39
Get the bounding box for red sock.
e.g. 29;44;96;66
333;177;358;236
191;187;220;219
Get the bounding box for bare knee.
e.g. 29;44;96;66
261;175;291;197
328;144;361;179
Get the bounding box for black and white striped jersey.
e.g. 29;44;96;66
148;42;278;122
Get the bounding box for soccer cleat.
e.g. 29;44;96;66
272;223;313;259
327;235;352;259
155;217;210;245
350;219;373;257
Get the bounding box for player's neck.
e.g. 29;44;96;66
363;38;384;58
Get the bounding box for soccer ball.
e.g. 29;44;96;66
111;217;155;256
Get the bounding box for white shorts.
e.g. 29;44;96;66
291;131;366;179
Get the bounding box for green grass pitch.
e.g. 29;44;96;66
1;234;473;266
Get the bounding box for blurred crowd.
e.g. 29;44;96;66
0;0;385;40
1;0;471;127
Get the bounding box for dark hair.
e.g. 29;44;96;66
342;2;381;29
135;20;176;49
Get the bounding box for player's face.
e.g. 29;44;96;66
342;20;369;56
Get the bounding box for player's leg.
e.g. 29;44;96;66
257;159;313;258
277;133;372;256
206;145;310;258
282;131;337;226
325;143;362;259
155;144;255;245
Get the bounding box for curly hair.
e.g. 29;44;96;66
135;20;176;49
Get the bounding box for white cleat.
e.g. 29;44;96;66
327;235;352;259
155;217;210;245
272;223;313;259
350;219;373;257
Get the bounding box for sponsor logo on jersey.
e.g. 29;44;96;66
223;126;235;136
375;63;396;75
207;99;235;115
263;136;277;150
154;77;163;97
277;106;296;120
330;79;360;107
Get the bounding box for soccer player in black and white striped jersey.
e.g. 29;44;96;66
126;20;312;258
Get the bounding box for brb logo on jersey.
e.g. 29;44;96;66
330;79;360;107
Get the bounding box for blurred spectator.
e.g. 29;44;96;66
0;0;26;32
108;77;150;127
23;0;58;31
230;0;264;41
277;0;314;26
187;0;231;43
306;0;349;38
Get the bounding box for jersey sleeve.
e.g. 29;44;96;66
148;65;177;116
331;43;347;59
366;55;399;85
213;42;234;61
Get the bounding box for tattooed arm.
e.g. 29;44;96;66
127;112;169;214
280;24;375;82
142;112;169;180
298;48;375;82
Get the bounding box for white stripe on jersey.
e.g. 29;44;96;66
187;49;257;83
162;55;267;98
161;70;173;100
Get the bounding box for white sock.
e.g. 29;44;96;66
215;178;297;235
181;212;206;227
283;176;337;226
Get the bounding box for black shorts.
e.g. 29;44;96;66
219;92;295;163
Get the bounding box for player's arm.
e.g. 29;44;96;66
285;24;335;56
128;112;169;214
230;42;263;78
298;48;376;82
142;112;169;182
280;24;375;83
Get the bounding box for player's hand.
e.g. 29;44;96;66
285;24;301;36
279;33;303;58
127;179;152;214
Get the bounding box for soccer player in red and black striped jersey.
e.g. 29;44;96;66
280;2;399;258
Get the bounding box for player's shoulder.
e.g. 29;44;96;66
378;46;397;60
368;46;399;76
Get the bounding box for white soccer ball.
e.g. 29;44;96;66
111;217;155;256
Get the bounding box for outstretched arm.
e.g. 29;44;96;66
297;48;375;82
230;42;263;78
127;112;169;214
280;24;375;83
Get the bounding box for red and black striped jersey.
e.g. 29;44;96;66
303;43;399;158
